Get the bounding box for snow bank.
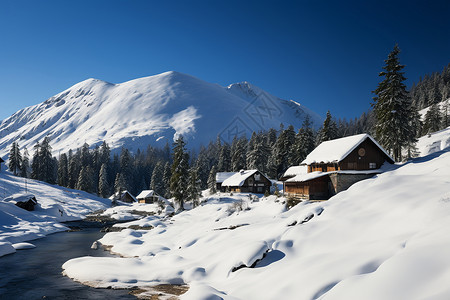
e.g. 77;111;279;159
416;125;450;156
0;172;110;257
63;148;450;299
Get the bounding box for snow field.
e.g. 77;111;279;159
63;144;450;299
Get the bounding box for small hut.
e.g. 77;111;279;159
136;190;160;204
110;190;137;203
221;170;271;194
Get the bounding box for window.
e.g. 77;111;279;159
369;163;377;169
254;174;261;181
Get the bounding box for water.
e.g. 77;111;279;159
0;222;135;300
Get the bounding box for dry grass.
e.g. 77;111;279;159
130;284;189;299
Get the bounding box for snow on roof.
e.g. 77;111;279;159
136;190;158;199
109;190;138;202
216;172;237;183
282;166;307;178
301;134;394;165
286;169;382;183
222;170;261;187
4;193;36;203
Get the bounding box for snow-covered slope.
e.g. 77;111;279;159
416;125;450;156
0;172;110;257
0;71;322;157
63;139;450;299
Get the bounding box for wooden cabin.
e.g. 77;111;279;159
221;170;272;194
215;172;237;192
283;134;394;200
110;190;137;203
136;190;160;204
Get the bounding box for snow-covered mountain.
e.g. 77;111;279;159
0;71;322;157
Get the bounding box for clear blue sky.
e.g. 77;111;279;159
1;0;449;122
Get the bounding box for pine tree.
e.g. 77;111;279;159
119;148;134;192
80;142;92;167
20;147;30;178
272;125;296;178
292;116;316;165
195;148;209;189
110;154;120;188
372;44;419;161
187;167;202;207
68;151;81;189
217;143;231;172
8;141;22;176
170;136;190;211
162;161;172;198
247;133;271;173
316;111;338;144
114;172;126;195
76;166;95;193
150;161;164;195
40;137;56;183
57;153;69;187
231;137;247;171
99;141;111;167
98;163;110;198
442;100;450;129
31;142;41;180
207;165;217;194
423;103;442;134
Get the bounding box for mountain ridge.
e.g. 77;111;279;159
0;71;323;158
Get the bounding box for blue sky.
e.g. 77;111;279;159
0;0;449;122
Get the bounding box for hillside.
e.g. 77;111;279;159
62;128;450;300
0;71;322;158
0;172;110;257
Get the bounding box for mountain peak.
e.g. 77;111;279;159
0;72;322;158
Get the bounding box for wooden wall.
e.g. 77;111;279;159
306;138;392;173
339;138;391;171
285;176;330;200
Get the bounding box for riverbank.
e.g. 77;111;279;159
0;172;111;257
0;223;136;299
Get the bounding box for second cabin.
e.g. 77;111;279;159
136;190;160;204
221;169;271;194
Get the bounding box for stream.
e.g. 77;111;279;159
0;221;135;299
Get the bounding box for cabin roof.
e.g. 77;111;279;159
301;134;394;165
286;169;382;183
281;165;307;179
222;170;268;187
216;172;237;183
136;190;158;199
109;190;137;202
